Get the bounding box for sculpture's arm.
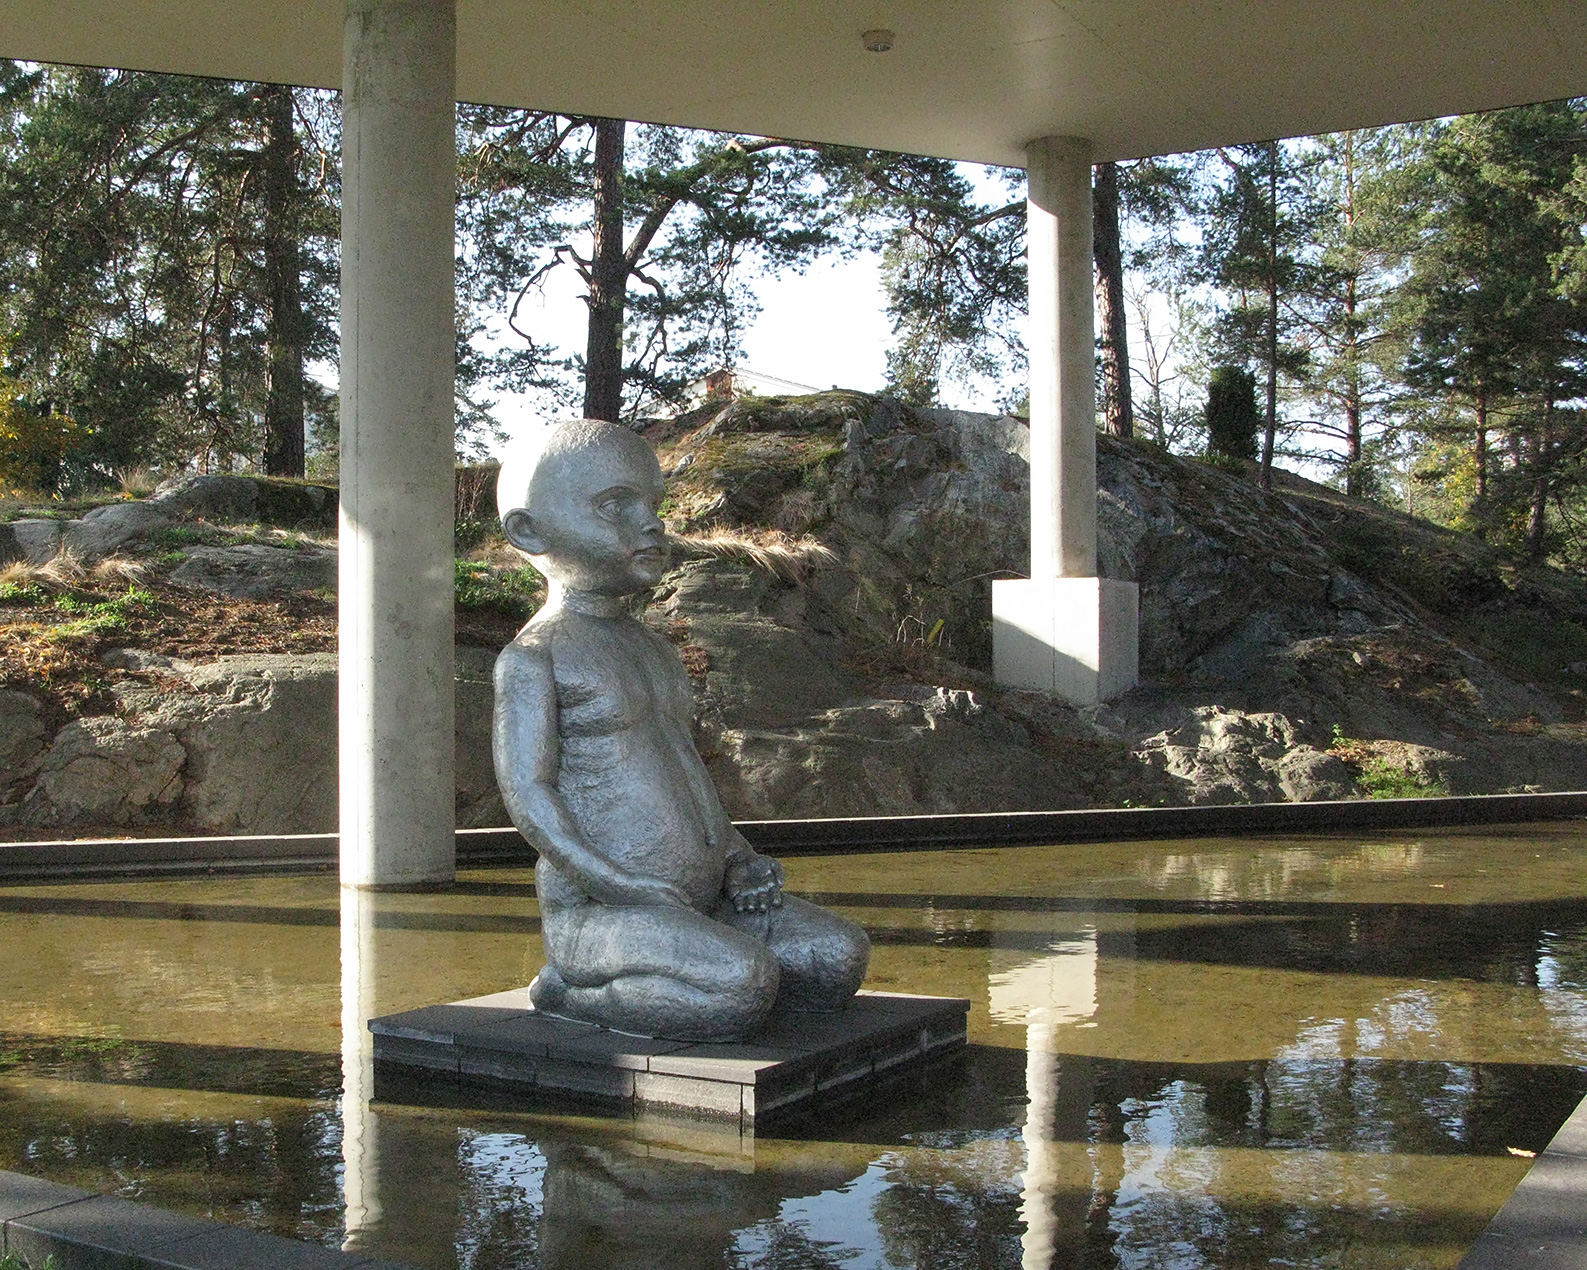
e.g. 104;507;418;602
493;640;688;908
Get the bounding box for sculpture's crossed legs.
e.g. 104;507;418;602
535;897;869;1041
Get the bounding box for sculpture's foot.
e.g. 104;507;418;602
529;964;569;1013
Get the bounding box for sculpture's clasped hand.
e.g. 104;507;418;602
725;854;785;914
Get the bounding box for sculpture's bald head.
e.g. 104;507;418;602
496;419;660;525
496;419;668;597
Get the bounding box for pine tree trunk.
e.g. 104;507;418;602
1259;147;1278;491
1342;154;1362;498
261;83;305;478
1092;161;1132;438
1345;400;1362;496
1344;268;1362;495
1526;393;1554;562
582;118;627;422
1474;381;1489;510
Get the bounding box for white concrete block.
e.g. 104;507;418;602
991;577;1138;705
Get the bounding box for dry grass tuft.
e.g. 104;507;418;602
668;528;838;584
118;467;161;499
93;555;149;585
36;549;87;589
0;550;145;591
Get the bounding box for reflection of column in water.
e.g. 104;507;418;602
989;931;1099;1270
340;887;381;1250
1020;1020;1059;1270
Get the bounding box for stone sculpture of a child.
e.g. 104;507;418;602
493;419;870;1041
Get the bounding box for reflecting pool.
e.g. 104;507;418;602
3;822;1587;1267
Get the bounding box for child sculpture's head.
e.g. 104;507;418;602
496;419;669;597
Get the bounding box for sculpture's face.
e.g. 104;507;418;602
509;432;669;596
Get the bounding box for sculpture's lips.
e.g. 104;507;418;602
632;546;665;562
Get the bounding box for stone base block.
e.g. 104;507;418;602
370;988;969;1131
992;576;1138;705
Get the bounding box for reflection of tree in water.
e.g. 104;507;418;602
454;1130;542;1270
731;1218;860;1270
989;1035;1587;1270
870;1165;1024;1269
1115;903;1587;989
0;1091;343;1243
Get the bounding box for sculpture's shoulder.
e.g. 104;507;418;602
493;620;557;696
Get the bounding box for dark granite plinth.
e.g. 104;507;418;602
370;988;969;1128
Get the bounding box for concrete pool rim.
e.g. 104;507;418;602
1;789;1584;883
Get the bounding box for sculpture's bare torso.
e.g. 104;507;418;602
514;607;731;913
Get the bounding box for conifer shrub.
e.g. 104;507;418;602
1204;366;1260;464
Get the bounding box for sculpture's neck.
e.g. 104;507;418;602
548;582;627;619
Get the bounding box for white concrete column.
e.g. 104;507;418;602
339;0;457;887
1025;136;1097;580
992;136;1138;706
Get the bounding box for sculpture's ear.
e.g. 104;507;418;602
501;507;546;555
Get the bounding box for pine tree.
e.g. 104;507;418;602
1399;102;1587;559
1291;127;1420;497
0;63;336;482
1198;142;1323;488
457;111;838;421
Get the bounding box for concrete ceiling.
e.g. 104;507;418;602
2;1;1584;166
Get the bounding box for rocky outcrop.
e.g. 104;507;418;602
0;474;336;567
1131;707;1357;805
22;716;186;827
4;392;1583;835
654;556;1091;817
1;650;505;835
167;544;336;599
0;690;48;782
648;393;1585;810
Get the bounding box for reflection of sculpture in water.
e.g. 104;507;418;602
539;1140;859;1270
493;419;869;1041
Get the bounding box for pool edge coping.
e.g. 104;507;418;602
0;1167;418;1270
0;790;1583;882
1459;1087;1587;1268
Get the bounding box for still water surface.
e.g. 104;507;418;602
3;824;1587;1267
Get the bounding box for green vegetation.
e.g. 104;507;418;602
0;1253;60;1270
43;586;156;641
1325;515;1505;615
2;60;1586;570
0;343;77;494
1204;366;1261;463
454;559;545;623
1464;613;1587;685
0;582;160;638
1330;726;1452;800
0;579;46;604
143;524;226;552
1356;761;1450;800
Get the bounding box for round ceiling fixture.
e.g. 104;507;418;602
861;28;895;53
